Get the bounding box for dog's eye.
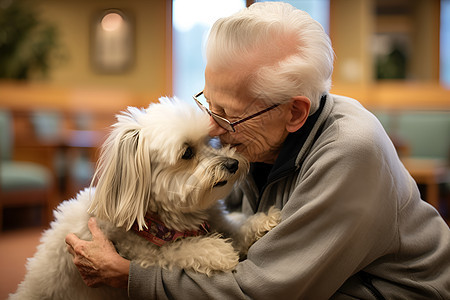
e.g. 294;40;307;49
182;146;194;160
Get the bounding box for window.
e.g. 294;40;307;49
256;0;329;33
172;0;245;102
172;0;331;101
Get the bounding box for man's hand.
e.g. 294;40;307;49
65;217;130;289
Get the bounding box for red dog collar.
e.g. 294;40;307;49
131;213;210;247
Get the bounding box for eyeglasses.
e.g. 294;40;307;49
193;91;279;132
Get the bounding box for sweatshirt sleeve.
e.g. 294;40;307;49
239;131;401;299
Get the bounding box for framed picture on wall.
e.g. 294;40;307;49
91;9;134;73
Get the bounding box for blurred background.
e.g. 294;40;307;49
0;0;449;296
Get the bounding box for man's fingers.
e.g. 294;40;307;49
65;233;79;256
66;245;75;256
87;217;105;241
65;233;79;248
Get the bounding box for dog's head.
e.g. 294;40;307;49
88;97;249;230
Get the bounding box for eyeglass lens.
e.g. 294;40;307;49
194;92;234;131
194;92;209;109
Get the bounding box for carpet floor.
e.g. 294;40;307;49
0;227;43;299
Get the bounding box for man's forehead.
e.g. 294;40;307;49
206;66;247;87
203;87;246;114
203;65;271;114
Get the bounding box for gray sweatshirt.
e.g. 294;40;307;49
128;94;450;299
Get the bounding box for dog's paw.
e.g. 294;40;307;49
250;206;281;241
160;235;239;276
193;237;240;276
240;206;281;252
259;206;281;238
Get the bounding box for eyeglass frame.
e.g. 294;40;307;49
193;91;280;132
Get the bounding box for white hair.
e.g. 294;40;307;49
206;2;334;114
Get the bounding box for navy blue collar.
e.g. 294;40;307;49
251;94;327;192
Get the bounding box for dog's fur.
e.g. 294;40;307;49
10;98;281;300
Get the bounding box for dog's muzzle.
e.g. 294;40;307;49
213;158;239;188
222;158;239;174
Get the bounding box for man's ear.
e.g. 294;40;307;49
285;96;310;132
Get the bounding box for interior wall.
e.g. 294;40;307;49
32;0;170;96
329;0;374;86
9;0;446;109
410;0;440;80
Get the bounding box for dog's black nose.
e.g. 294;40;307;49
223;158;239;174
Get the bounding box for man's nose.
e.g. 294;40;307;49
208;116;228;137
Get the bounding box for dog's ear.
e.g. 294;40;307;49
88;113;151;231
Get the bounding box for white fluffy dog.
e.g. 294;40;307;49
10;98;281;300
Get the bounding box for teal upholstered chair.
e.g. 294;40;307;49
396;111;450;160
396;111;450;216
0;110;54;230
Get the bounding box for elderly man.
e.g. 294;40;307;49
66;2;450;299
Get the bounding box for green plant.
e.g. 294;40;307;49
0;0;63;79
